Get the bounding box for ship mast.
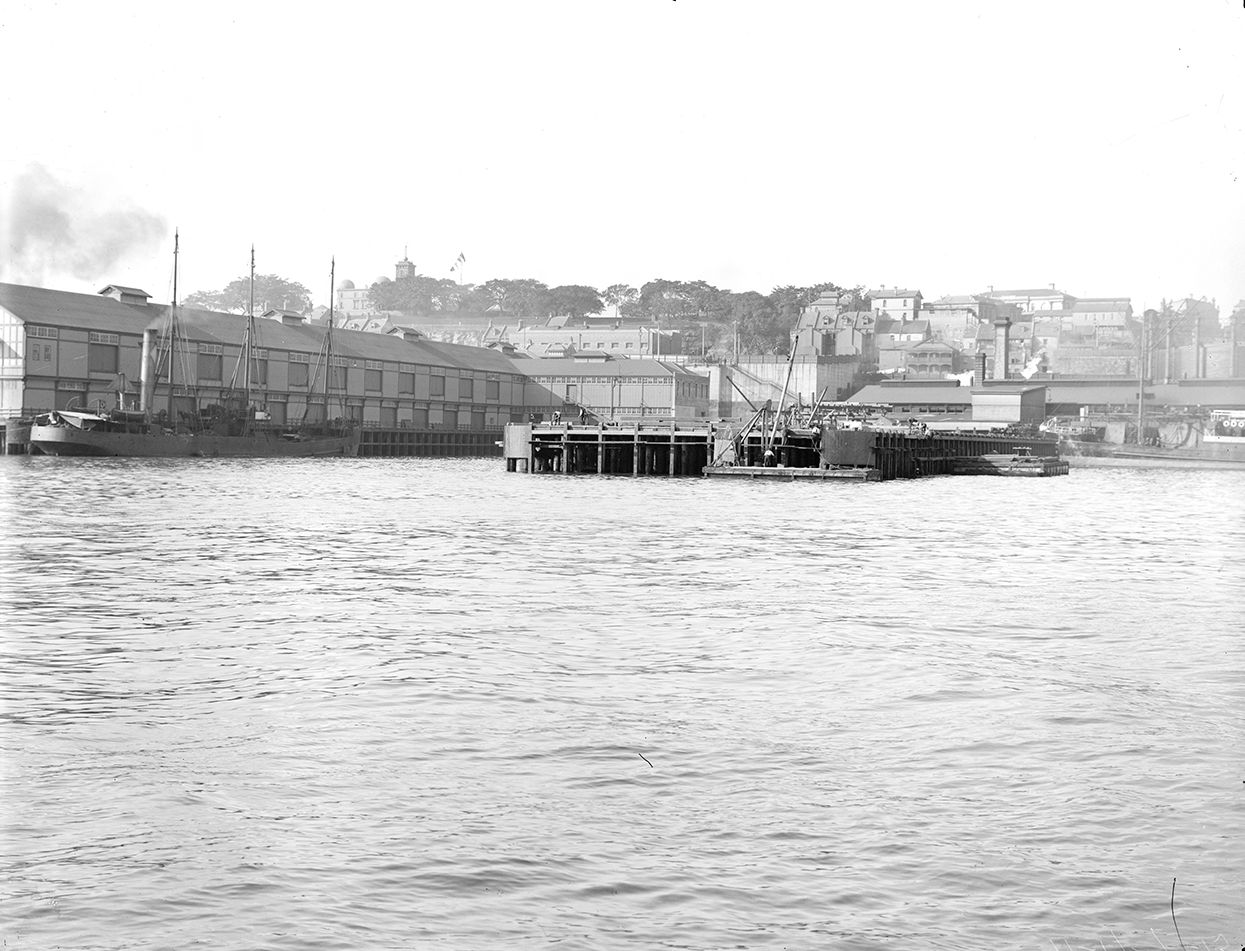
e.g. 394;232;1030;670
1136;306;1147;446
244;245;255;402
166;229;179;423
324;257;335;422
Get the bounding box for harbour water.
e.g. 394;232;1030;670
1;457;1242;950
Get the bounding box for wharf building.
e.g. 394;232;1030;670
514;355;713;422
0;283;533;440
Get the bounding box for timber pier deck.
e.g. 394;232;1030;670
503;422;1065;481
504;422;713;476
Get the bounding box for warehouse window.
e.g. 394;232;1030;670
365;369;382;391
430;375;445;397
88;332;120;374
486;379;499;401
459;378;474;400
398;372;415;394
197;353;222;380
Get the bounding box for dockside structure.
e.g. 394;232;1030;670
0;282;717;454
0;283;531;451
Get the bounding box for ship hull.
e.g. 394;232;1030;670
30;424;359;458
1049;411;1245;471
1064;451;1245;471
1061;442;1245;470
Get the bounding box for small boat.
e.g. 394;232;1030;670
30;238;359;459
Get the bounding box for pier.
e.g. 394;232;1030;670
357;427;501;458
504;421;1065;481
504;423;713;475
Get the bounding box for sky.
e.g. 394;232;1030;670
2;0;1243;315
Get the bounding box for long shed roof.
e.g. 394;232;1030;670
0;282;522;375
509;358;708;379
0;283;153;334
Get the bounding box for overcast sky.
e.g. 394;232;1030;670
2;0;1243;314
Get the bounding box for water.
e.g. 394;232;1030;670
1;457;1242;950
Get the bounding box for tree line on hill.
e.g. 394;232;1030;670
367;274;869;355
185;271;870;356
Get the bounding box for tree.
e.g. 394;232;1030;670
730;291;787;354
548;285;604;320
478;279;552;318
602;283;638;318
183;274;313;314
369;275;464;315
768;282;843;328
635;279;726;323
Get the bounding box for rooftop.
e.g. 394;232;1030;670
0;283;154;334
98;284;151;297
514;358;707;379
926;295;980;307
0;281;521;376
1072;298;1132;312
981;288;1072;300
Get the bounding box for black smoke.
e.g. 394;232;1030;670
3;164;168;286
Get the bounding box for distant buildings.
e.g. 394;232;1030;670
790;292;874;359
1069;297;1132;329
868;287;922;322
335;282;376;317
981;285;1076;314
506;321;682;359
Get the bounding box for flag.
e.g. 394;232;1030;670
450;252;466;273
456;252;466;264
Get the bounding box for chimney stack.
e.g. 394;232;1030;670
993;317;1012;381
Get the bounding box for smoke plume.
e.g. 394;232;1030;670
3;164;168;287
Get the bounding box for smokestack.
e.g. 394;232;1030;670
977;350;987;384
140;328;156;413
993;317;1011;381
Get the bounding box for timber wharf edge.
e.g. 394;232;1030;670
503;420;1068;481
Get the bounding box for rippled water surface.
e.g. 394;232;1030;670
1;456;1242;950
